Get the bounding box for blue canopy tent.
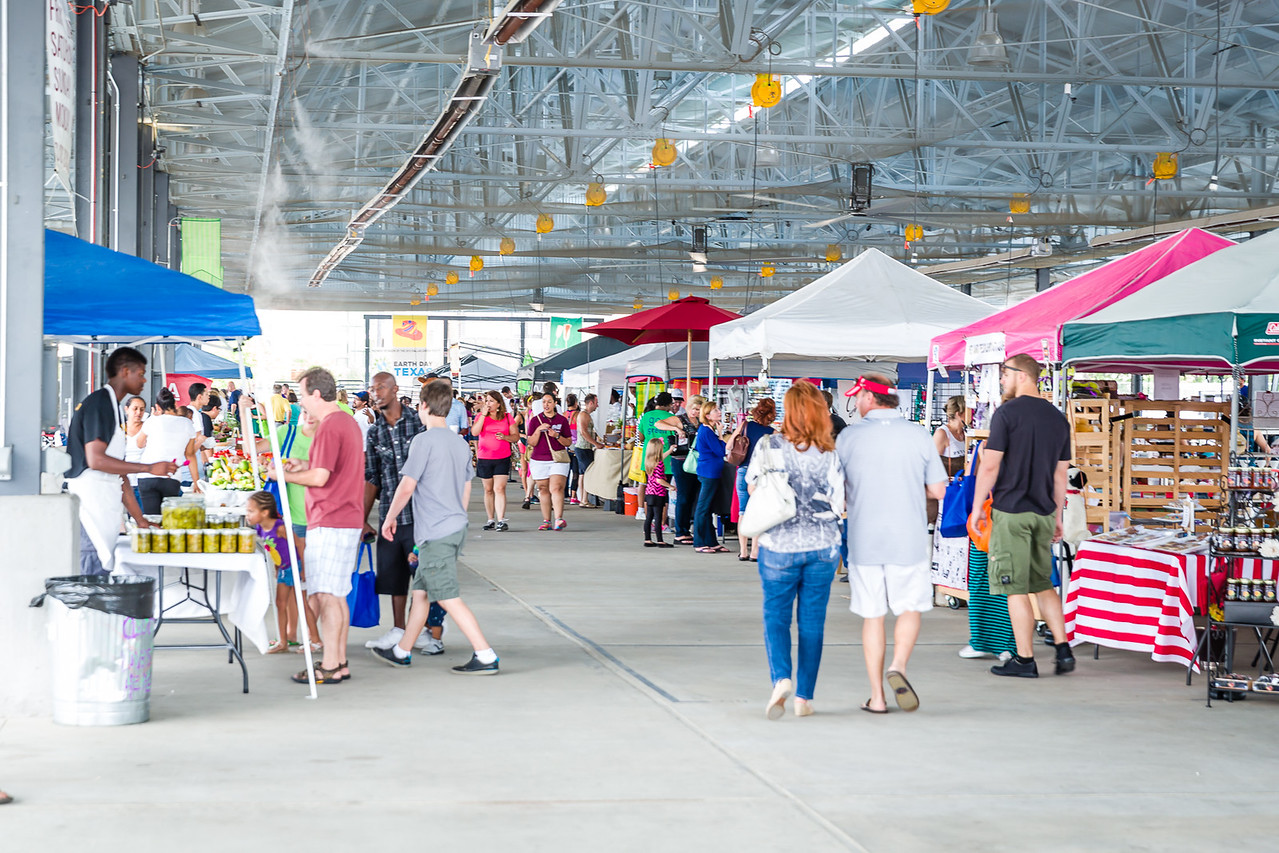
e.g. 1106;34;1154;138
173;344;253;379
44;229;261;342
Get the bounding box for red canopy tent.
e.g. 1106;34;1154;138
581;296;741;388
928;228;1235;369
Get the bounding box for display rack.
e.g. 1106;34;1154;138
1198;455;1279;707
1123;400;1229;531
1068;398;1125;531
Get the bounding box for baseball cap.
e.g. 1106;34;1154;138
671;389;685;399
353;391;369;401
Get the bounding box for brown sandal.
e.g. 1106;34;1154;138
291;664;343;685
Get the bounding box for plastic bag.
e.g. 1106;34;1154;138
346;542;380;629
31;575;155;619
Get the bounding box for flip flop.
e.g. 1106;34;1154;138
886;670;919;712
266;640;289;654
860;700;888;715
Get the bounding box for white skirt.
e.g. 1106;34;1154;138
529;460;571;480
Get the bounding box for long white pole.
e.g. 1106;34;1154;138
238;342;316;698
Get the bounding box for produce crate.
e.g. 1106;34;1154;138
1068;398;1124;531
1122;399;1229;531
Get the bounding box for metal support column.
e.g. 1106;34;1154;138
138;126;155;261
0;0;46;491
1036;268;1052;292
152;170;170;265
75;0;106;244
109;54;140;255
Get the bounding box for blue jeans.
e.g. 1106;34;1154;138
694;475;719;547
573;447;595;500
758;545;840;700
671;461;699;537
735;467;751;516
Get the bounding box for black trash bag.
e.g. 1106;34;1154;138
30;576;155;619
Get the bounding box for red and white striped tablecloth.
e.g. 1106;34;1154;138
1064;541;1199;670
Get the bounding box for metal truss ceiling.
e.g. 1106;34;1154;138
115;0;1279;312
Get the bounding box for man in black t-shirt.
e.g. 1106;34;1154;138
65;347;177;574
970;354;1075;679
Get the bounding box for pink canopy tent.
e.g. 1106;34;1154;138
928;228;1235;369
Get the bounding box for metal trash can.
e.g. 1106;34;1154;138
32;575;156;726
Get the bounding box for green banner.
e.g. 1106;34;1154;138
181;217;224;288
549;317;583;351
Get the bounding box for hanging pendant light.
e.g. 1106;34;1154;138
1009;193;1030;215
904;223;924;244
709;275;723;290
760;265;775;278
409;295;421;306
667;288;680;301
469;255;484;273
584;181;607;206
913;0;950;13
499;236;515;255
968;0;1008;67
445;271;459;285
535;213;554;234
825;244;842;263
750;74;782;109
651;139;677;167
426;283;439;297
1152;152;1178;180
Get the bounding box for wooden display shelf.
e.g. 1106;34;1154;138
1069;398;1124;531
1123;399;1229;531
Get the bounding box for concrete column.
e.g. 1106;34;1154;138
138;125;155;261
74;0;106;244
152;170;170;265
1036;267;1052;292
109;54;140;255
0;0;46;492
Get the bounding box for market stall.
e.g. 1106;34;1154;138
43;230;314;694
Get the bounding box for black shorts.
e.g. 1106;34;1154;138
476;457;511;479
375;523;415;596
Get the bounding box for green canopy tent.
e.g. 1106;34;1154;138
1062;228;1279;449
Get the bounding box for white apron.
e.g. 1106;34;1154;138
65;386;127;573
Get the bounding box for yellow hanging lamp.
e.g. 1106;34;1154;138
912;0;950;14
426;283;439;297
904;223;924;243
535;213;554;234
667;288;680;301
469;255;484;274
750;74;782;109
499;236;515;256
1152;152;1178;180
825;244;842;263
1009;193;1030;215
709;275;723;290
409;295;421;306
760;265;775;278
651;138;677;167
633;298;644;310
445;271;459;285
584;181;607;207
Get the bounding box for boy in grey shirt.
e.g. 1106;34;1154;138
372;380;500;674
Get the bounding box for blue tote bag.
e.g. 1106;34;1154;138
939;440;983;538
346;540;381;629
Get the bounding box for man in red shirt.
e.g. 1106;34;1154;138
277;367;366;685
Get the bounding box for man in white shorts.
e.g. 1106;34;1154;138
836;374;948;714
276;366;366;686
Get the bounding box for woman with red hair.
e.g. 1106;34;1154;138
744;381;844;719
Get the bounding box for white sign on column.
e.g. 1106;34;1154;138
46;0;75;193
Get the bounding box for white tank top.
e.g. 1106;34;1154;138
939;424;965;458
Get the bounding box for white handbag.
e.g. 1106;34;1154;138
738;437;797;538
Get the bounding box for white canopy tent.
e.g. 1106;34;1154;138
709;248;996;368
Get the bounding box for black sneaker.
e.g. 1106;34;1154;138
482;520;496;531
451;654;500;675
369;645;411;667
1055;645;1077;675
496;520;509;532
990;656;1039;678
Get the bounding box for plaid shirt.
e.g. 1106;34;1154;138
365;405;425;528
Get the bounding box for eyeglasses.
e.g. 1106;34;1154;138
999;364;1026;376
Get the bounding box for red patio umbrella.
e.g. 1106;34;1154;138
580;296;741;389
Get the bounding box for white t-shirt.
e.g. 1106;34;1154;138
124;429;145;486
138;414;197;480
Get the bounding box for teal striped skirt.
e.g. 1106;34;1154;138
967;546;1016;655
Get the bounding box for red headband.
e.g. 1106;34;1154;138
845;377;896;397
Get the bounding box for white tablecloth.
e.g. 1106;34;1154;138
113;539;272;654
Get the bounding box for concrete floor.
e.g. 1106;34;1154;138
4;493;1278;852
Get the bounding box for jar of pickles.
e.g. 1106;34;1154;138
161;496;207;529
238;528;257;554
186;529;203;554
168;528;186;553
151;527;168;553
203;528;220;553
130;526;151;554
220;528;238;554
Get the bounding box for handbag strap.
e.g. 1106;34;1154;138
965;439;984;478
357;540;373;572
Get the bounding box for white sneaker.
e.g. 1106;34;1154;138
958;644;994;659
365;627;405;649
417;636;445;656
